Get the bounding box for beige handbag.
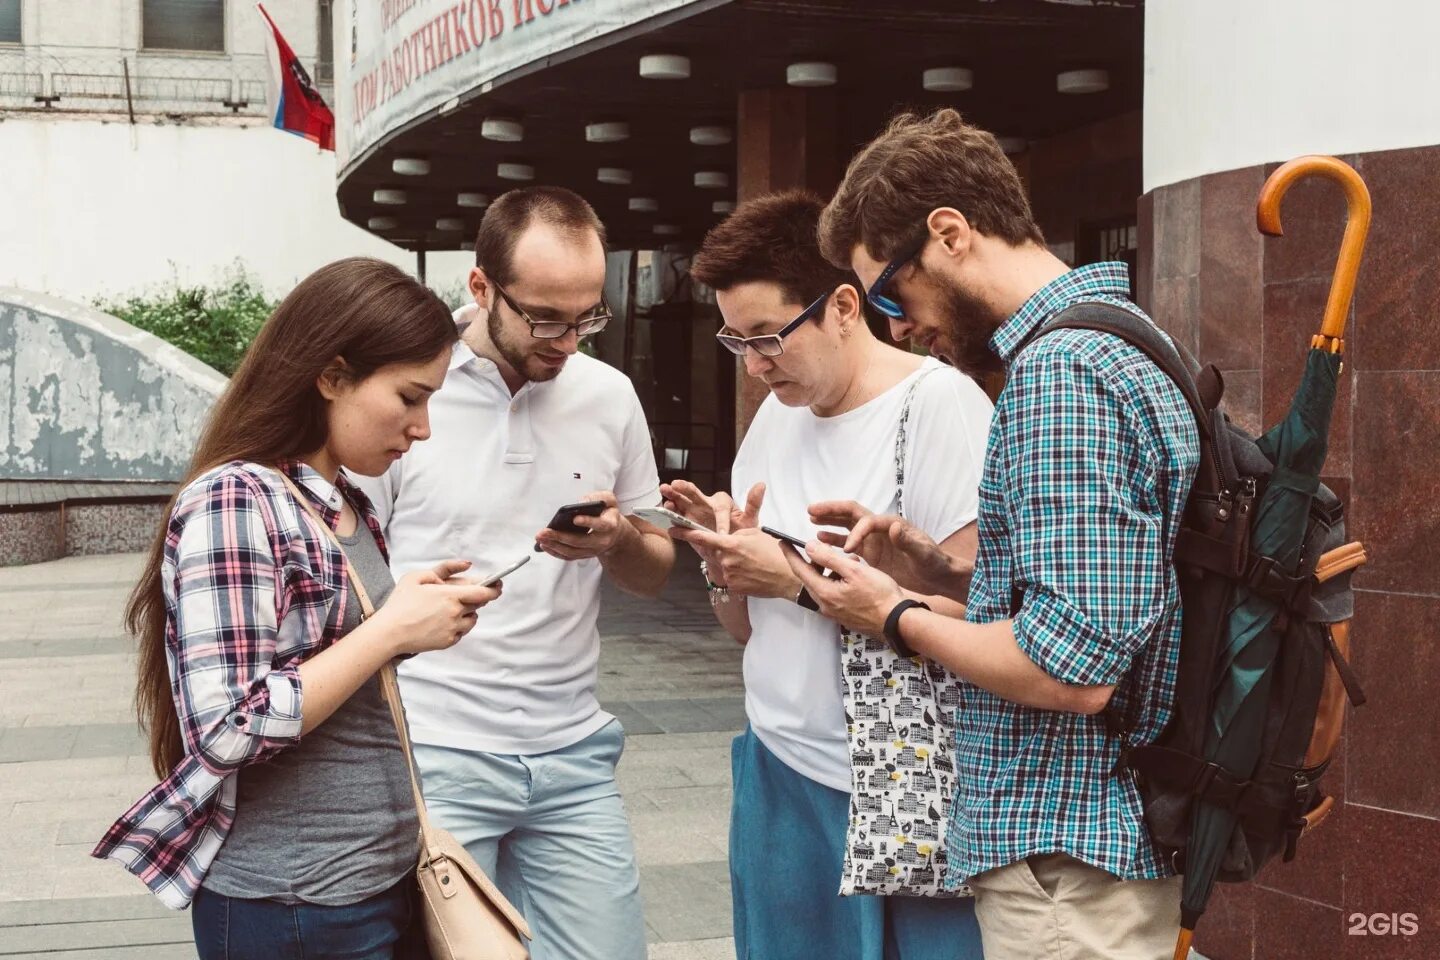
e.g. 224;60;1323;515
279;474;533;960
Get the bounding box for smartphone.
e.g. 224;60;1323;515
634;505;712;533
763;526;838;581
475;554;530;587
761;526;811;551
546;500;606;534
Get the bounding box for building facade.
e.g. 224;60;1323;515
1142;3;1440;956
0;0;469;300
329;2;1439;956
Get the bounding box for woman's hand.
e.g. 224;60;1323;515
661;481;765;534
371;559;502;656
662;481;767;588
676;526;802;599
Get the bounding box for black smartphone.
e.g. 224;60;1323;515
546;500;607;534
761;526;810;551
762;526;840;584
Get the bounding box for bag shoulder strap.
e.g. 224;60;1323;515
274;471;442;855
1018;301;1212;440
893;363;940;520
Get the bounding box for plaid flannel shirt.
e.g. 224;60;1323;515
91;460;385;909
946;262;1200;883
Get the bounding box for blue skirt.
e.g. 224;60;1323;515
729;727;984;960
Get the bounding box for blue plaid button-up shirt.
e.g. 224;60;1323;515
946;262;1199;883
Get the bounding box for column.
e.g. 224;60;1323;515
732;86;839;438
1141;2;1440;957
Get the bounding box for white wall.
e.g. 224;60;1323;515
1144;0;1440;192
20;0;320;59
0;116;471;301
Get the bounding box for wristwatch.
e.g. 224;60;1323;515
883;599;930;659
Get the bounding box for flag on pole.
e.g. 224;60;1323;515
257;3;335;151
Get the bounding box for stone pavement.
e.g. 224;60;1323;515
0;553;741;960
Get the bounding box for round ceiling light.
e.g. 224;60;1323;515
586;121;630;143
689;125;732;146
1057;68;1109;94
597;167;633;185
639;54;690;80
694;171;729;189
497;162;534;181
435;217;466;232
997;137;1028;155
456;192;489;208
712;200;735;215
368;216;399;230
654;224;682;236
372;189;407;205
481;117;524;142
923;67;973;93
787;62;837;87
628;197;659;212
391;157;430;176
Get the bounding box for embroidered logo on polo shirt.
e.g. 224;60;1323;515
573;472;582;479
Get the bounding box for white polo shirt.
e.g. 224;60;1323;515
353;310;661;755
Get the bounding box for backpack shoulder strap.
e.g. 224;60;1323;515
1018;301;1212;439
1012;301;1216;770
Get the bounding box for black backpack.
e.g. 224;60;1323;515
1018;301;1367;882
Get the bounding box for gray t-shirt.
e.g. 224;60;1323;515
202;519;420;905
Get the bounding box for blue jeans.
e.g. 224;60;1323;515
191;876;427;960
413;719;646;960
730;727;984;960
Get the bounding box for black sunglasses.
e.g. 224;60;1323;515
866;234;929;319
715;292;830;358
492;279;612;340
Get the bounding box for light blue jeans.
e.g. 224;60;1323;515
412;720;645;960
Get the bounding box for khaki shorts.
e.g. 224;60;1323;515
967;853;1183;960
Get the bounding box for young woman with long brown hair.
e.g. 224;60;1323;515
93;257;499;959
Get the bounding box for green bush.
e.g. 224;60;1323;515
96;267;603;370
97;270;275;376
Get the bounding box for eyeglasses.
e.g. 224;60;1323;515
491;279;612;340
715;292;830;358
865;234;929;319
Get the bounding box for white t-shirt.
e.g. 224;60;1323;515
353;314;661;755
730;358;993;790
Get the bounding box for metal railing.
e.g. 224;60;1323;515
0;47;330;117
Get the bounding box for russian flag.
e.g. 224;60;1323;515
258;3;335;151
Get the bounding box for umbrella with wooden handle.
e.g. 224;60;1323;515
1171;155;1371;960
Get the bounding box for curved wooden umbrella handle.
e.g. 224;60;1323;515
1256;156;1371;351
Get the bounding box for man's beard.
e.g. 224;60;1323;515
488;307;563;383
936;275;1005;379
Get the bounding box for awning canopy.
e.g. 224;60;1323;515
336;0;1142;251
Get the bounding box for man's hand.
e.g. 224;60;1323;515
781;539;906;636
534;491;631;561
809;500;972;599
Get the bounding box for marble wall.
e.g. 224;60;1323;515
1140;144;1440;960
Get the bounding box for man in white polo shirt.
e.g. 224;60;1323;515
355;186;674;960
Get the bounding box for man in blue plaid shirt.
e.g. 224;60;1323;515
783;109;1199;960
